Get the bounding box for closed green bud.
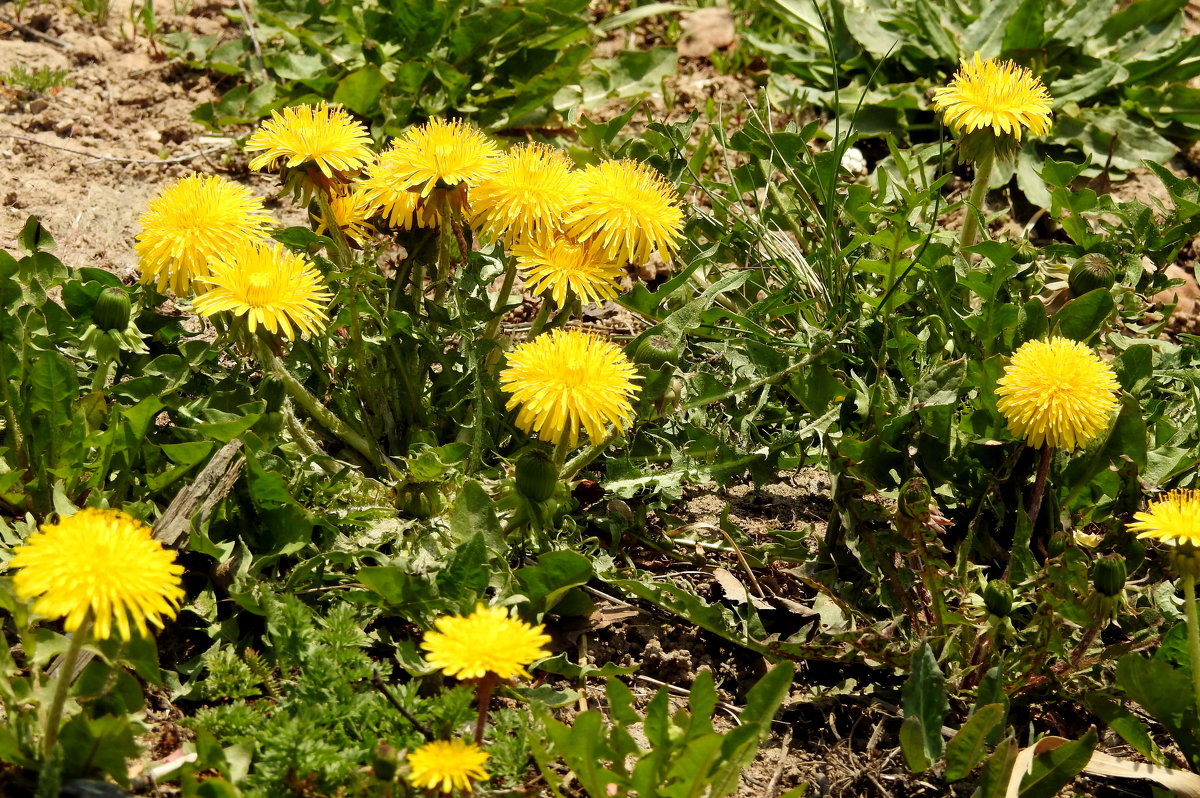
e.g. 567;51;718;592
1046;529;1070;559
1068;253;1117;297
898;477;933;521
93;286;132;332
515;450;558;503
983;580;1013;618
262;376;286;413
633;334;680;369
1011;238;1038;265
371;741;401;783
1092;555;1127;598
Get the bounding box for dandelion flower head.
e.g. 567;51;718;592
563;159;684;265
932;54;1052;140
135;174;270;296
995;337;1119;450
358;165;442;231
313;188;377;246
1129;490;1200;548
9;508;184;640
192;240;332;341
500;328;641;448
421;603;551;681
372;118;502;198
245;102;373;180
513;233;625;307
469;143;576;245
406;739;489;794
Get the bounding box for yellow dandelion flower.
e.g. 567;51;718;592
932;54;1052;140
469;144;576;245
357;162;443;231
513;233;625;307
8;508;184;641
192;240;332;341
135;174;271;296
995;337;1119;450
1129;491;1200;548
421;603;551;681
1129;490;1200;578
245;102;373;179
562;159;684;265
407;739;489;794
313;188;377;245
373;118;502;198
499;328;640;448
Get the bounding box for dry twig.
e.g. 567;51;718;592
0;133;233;165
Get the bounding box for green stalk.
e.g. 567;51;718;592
527;298;554;338
562;434;614;481
44;613;91;755
544;296;580;332
959;145;995;251
552;434;573;477
481;259;518;344
1184;575;1200;716
254;339;385;472
473;672;498;745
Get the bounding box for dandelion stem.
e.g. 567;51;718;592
255;341;390;474
552;435;573;476
527;297;554;338
544;296;580;332
1184;575;1200;716
482;259;518;345
44;613;91;755
959;146;994;251
473;672;498;745
1027;444;1053;528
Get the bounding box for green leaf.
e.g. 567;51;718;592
29;351;76;418
945;703;1005;781
1084;695;1165;766
976;738;1018;798
448;480;504;554
1052;288;1114;342
515;551;594;618
901;642;949;760
1116;654;1200;766
437;532;490;603
741;661;795;726
334;65;385;115
899;715;932;773
1002;0;1044;53
1017;730;1097;798
18;216;55;255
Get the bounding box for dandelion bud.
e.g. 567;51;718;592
1091;554;1127;598
983;580;1013;618
93;286;132;332
1068;253;1117;297
515;450;558;503
1010;238;1038;265
898;477;933;521
633;334;680;369
372;741;402;783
